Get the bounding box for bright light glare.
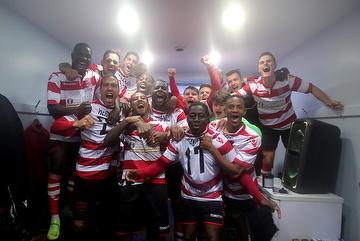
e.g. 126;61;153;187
222;3;245;30
118;6;139;35
209;51;221;66
142;51;154;67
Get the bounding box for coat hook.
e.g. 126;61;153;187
34;100;41;115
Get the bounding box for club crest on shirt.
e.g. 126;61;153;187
66;98;74;105
250;138;257;147
216;136;224;144
186;138;200;146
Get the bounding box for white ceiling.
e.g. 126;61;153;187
2;0;360;81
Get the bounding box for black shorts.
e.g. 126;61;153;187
115;183;170;236
165;162;183;224
179;198;224;227
73;176;117;229
48;140;80;173
165;161;183;200
223;196;258;217
223;196;278;241
261;126;290;151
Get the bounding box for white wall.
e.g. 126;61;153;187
0;3;70;129
278;10;360;240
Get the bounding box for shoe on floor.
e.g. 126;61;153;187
61;206;73;219
47;219;60;240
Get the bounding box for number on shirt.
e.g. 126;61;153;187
185;146;205;175
97;116;108;135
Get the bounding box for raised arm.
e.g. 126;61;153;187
200;55;222;110
288;74;343;111
168;68;186;111
200;55;222;90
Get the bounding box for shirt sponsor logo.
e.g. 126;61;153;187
257;99;285;108
97;109;110;118
256;90;268;95
63;82;78;86
154;114;170;122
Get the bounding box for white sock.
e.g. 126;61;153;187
51;214;60;222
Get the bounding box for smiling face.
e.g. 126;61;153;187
225;96;246;130
100;76;119;108
183;87;199;108
187;104;210;136
226;72;243;92
152;80;169;107
130;92;150;116
212;102;226;119
258;53;276;78
121;53;139;75
211;90;228;119
199;86;211;101
102;52;120;75
136;73;154;94
71;44;92;76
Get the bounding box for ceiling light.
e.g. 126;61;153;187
222;3;245;30
118;6;139;35
142;51;154;67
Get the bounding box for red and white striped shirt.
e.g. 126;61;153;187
159;127;237;202
211;121;261;200
90;64;135;100
90;64;127;99
236;75;312;130
47;70;98;142
50;99;121;180
122;75;137;101
120;118;170;185
150;107;188;128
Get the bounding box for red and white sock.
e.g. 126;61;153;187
48;173;61;216
261;162;273;174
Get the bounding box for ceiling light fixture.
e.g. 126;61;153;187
142;51;154;67
118;6;139;35
222;3;245;30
